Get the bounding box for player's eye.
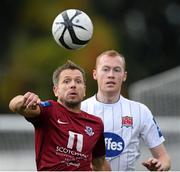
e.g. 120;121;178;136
76;79;83;84
63;79;70;84
102;67;109;72
114;67;121;72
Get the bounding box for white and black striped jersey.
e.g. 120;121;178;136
81;95;165;171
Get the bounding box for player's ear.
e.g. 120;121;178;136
123;71;127;82
84;84;86;97
53;85;58;97
93;69;97;80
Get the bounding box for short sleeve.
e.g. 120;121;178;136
25;100;52;127
140;104;165;148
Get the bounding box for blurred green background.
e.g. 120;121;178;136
0;0;180;113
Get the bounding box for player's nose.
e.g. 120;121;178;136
70;80;76;88
107;70;115;78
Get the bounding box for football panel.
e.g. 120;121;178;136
72;12;93;41
52;14;65;45
62;30;85;50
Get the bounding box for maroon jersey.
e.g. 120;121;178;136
26;100;105;171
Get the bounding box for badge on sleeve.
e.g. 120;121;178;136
40;101;51;107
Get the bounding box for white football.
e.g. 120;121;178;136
52;9;93;50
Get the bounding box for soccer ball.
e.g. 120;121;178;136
52;9;93;50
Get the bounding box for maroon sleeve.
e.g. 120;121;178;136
25;100;52;127
25;115;42;127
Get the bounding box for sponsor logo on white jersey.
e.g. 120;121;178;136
104;132;125;158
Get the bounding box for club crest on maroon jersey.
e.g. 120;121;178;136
85;126;94;136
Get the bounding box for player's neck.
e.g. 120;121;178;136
66;106;81;113
96;91;121;104
57;100;81;113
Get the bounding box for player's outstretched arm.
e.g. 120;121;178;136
9;92;41;118
92;156;111;171
142;143;171;171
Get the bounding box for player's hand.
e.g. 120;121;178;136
142;157;164;171
23;92;41;109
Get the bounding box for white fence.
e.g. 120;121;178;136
129;66;180;170
0;115;179;170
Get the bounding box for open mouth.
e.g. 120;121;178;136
106;81;116;85
69;92;77;96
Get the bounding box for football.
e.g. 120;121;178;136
52;9;93;50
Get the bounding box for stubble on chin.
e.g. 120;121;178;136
64;101;81;108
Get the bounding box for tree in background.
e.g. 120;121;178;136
0;0;118;113
0;0;180;113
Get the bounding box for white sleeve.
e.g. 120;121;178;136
140;104;165;148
